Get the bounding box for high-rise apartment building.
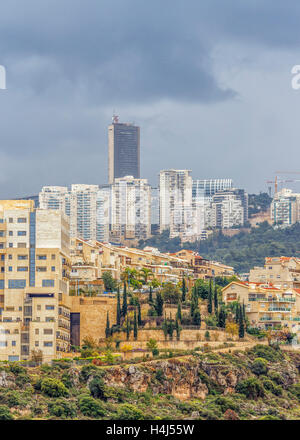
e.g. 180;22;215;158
39;185;110;243
192;179;233;200
110;176;151;243
206;188;248;229
271;188;300;227
159;170;193;239
0;200;71;362
108;116;140;184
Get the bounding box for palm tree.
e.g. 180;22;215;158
139;267;154;285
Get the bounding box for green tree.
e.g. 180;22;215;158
214;283;218;313
207;279;213;314
137;301;142;326
149;286;153;303
133;308;138;340
239;305;245;338
121;282;127;318
126;316;130;341
154;292;164;316
105;312;110;339
175;317;181;341
102;271;117;292
161;282;181;304
181;277;186;302
176;301;182;321
218;307;226;328
116;288;121;326
192;309;201;326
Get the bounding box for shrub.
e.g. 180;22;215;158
15;373;30;387
248;345;282;362
155;369;166;383
213;396;238;413
115;403;144;420
199;408;221;420
223;409;239;420
0;405;13;420
48;398;77;418
80;364;100;382
288;383;300;401
78;395;106;418
268;370;284;385
9;363;26;375
236;377;265;400
89;376;106;399
41;378;69;397
204;331;210;341
5;391;26;408
251;358;268;376
262;379;276;393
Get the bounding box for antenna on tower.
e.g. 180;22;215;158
112;110;119;124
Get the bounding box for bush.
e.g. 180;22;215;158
48;398;77;418
236;377;265;400
15;373;30;387
248;345;282;362
5;391;26;408
251;358;268;376
115;403;144;420
155;369;165;383
78;395;106;418
0;405;13;420
89;376;106;399
213;396;238;413
41;378;69;397
262;379;276;393
268;370;284;385
9;363;26;375
80;365;100;382
199;408;221;420
288;383;300;401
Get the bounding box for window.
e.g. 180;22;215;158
37;305;41;311
46;305;54;310
45;317;54;322
0;219;3;223
9;243;13;248
17;267;28;272
0;244;3;249
51;254;56;260
0;341;7;347
37;255;47;260
18;255;28;260
43;329;53;335
8;255;12;260
44;342;53;347
0;281;4;290
36;267;47;272
8;266;12;272
9;231;13;236
0;255;4;261
17;231;26;236
17;218;26;223
42;280;54;287
12;341;16;346
35;329;39;335
0;231;4;237
51;266;55;272
1;268;4;273
35;341;39;347
17;243;26;248
8;280;26;289
8;218;13;223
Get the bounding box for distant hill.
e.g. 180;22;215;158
139;222;300;273
248;192;272;218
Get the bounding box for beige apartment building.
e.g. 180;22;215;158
249;256;300;289
222;280;300;338
0;200;71;362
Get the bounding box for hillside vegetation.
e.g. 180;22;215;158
0;345;300;420
139;222;300;273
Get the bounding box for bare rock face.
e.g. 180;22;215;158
68;367;80;388
0;370;16;388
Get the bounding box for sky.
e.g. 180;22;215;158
1;0;300;198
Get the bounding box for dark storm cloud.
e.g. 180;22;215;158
0;0;300;197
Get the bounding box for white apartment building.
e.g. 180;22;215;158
39;185;110;242
159;169;194;239
205;189;248;229
110;176;151;242
271;188;300;227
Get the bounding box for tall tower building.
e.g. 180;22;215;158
108;115;140;184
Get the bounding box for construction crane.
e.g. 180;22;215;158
267;171;300;195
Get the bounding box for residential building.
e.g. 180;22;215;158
206;188;248;229
222;280;300;339
0;200;71;362
39;185;110;243
110;176;151;243
271;188;300;227
159;169;193;239
192;179;233;200
108;116;140;184
249;256;300;289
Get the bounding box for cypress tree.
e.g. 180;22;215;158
126;316;130;341
239;306;245;338
192;309;201;326
182;277;186;302
105;312;110;339
175;317;181;341
137;301;142;326
176;301;182;321
116;288;121;326
121;282;127;318
133;308;138;340
155;292;164;316
162;314;168;340
214;283;218;313
218;307;226;328
235;303;240;323
149;286;153;304
207;279;213;314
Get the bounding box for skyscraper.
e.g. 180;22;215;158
108;115;140;184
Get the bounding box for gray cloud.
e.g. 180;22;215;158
0;1;300;197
